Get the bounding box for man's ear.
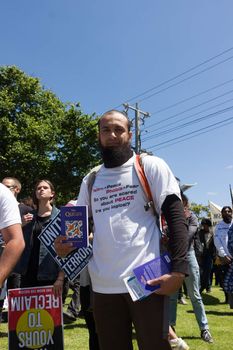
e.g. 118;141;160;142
15;187;20;195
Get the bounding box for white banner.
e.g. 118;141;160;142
208;201;222;227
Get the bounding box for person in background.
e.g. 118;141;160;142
198;218;216;294
169;193;213;344
224;223;233;308
214;206;233;303
2;177;32;217
19;179;64;296
20;196;36;210
177;284;188;305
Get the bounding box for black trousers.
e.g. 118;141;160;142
93;292;171;350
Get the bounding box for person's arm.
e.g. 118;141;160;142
163;194;189;274
186;211;198;244
147;194;189;295
53;270;65;297
0;223;25;288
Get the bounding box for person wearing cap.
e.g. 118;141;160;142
198;218;216;293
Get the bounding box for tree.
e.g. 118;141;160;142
0;66;100;204
51;104;100;204
190;202;210;221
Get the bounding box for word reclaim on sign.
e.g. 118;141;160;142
8;286;64;350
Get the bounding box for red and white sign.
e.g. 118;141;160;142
8;286;64;350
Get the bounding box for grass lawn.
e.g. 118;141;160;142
0;285;232;349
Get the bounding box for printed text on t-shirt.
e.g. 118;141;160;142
93;183;139;213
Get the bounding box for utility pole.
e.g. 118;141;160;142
123;103;150;154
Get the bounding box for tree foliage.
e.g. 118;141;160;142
51;105;100;204
0;66;100;204
190;202;210;221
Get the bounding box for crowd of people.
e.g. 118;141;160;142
0;110;233;350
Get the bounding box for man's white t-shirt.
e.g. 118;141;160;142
77;153;180;293
214;219;233;258
0;183;21;231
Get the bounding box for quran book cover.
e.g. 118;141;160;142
60;206;89;248
133;253;171;293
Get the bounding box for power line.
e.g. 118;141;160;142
113;46;233;108
137;55;233;104
142;96;233;138
146;87;233;129
149;121;233;151
150;119;233;152
143;104;233;141
150;77;233;116
146;115;233;150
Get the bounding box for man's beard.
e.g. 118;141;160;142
100;143;133;168
224;216;232;224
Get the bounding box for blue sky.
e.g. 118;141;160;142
1;1;233;207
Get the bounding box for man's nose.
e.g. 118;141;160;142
109;130;117;137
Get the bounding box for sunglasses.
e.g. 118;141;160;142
5;185;16;190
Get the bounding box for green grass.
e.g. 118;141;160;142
0;285;231;349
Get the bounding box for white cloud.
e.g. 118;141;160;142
225;165;233;170
207;192;217;196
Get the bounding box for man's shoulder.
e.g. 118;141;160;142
0;183;9;197
215;220;230;232
139;153;169;172
84;163;104;183
140;153;162;163
215;220;226;228
0;183;16;204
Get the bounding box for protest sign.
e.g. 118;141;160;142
38;211;92;281
8;286;63;350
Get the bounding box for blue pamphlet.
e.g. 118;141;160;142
60;205;89;249
124;253;171;301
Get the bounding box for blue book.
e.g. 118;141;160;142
60;205;89;248
124;253;171;301
133;252;171;293
38;211;93;281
